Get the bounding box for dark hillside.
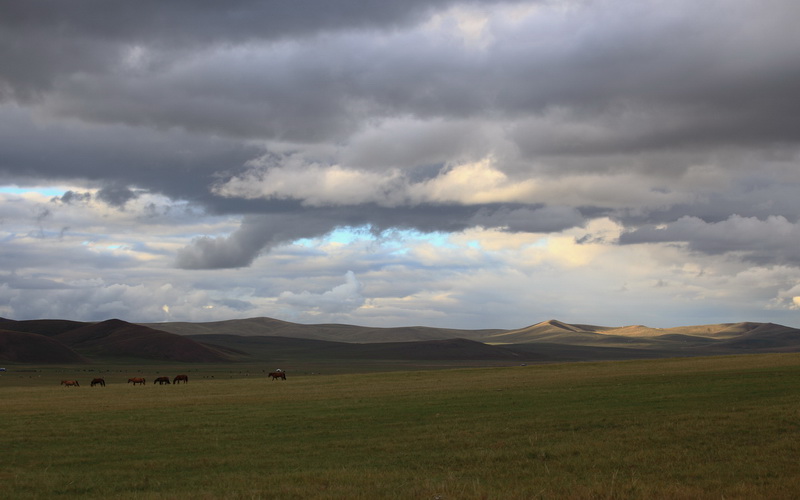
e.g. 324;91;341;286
716;323;800;350
0;330;88;363
335;338;527;360
193;334;535;362
315;325;504;343
143;317;503;343
55;319;233;362
141;317;301;337
652;334;720;345
0;318;86;337
187;334;348;360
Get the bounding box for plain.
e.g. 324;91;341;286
3;354;800;499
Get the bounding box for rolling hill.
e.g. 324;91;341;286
0;329;88;363
486;319;800;352
0;318;233;363
185;334;534;362
2;316;800;364
54;319;236;362
140;317;503;343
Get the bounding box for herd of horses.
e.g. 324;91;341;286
59;375;190;387
126;374;188;385
60;372;286;386
148;374;189;385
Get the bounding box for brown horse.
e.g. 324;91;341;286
90;378;105;387
127;377;146;385
61;380;80;387
173;374;188;384
154;376;171;385
268;372;286;380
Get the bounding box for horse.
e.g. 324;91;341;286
127;377;146;385
173;374;188;384
90;378;105;387
268;371;286;380
154;376;171;385
61;380;80;387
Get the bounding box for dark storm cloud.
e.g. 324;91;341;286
5;0;800;153
1;0;501;44
0;105;259;205
3;0;795;149
619;215;800;264
174;214;328;270
470;206;585;233
176;204;490;269
96;185;138;208
54;190;92;205
2;0;800;274
0;0;508;96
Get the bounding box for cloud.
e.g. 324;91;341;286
470;206;584;233
96;185;139;207
619;215;800;264
175;212;353;269
56;190;92;205
214;157;545;206
1;0;800;328
277;271;365;315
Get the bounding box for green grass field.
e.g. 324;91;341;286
3;354;800;499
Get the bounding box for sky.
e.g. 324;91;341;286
2;0;800;330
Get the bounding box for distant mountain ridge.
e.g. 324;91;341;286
487;320;800;354
141;317;504;343
0;318;232;363
2;316;800;364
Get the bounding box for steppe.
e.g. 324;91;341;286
3;317;800;498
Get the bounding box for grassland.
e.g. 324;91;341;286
3;354;800;499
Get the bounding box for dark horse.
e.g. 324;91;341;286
154;376;171;385
173;374;188;384
90;378;105;387
127;377;146;385
61;380;80;387
268;371;286;380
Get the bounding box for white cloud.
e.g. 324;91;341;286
214;157;541;207
2;0;800;330
277;271;365;316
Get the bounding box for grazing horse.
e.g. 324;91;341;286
127;377;146;385
268;371;286;380
90;378;105;387
61;380;80;387
154;376;171;385
173;374;188;384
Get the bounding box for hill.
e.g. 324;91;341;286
53;319;235;362
3;316;800;365
0;318;87;337
142;317;503;343
0;329;88;363
486;319;800;351
487;320;672;348
0;318;233;363
188;334;534;362
714;323;800;350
